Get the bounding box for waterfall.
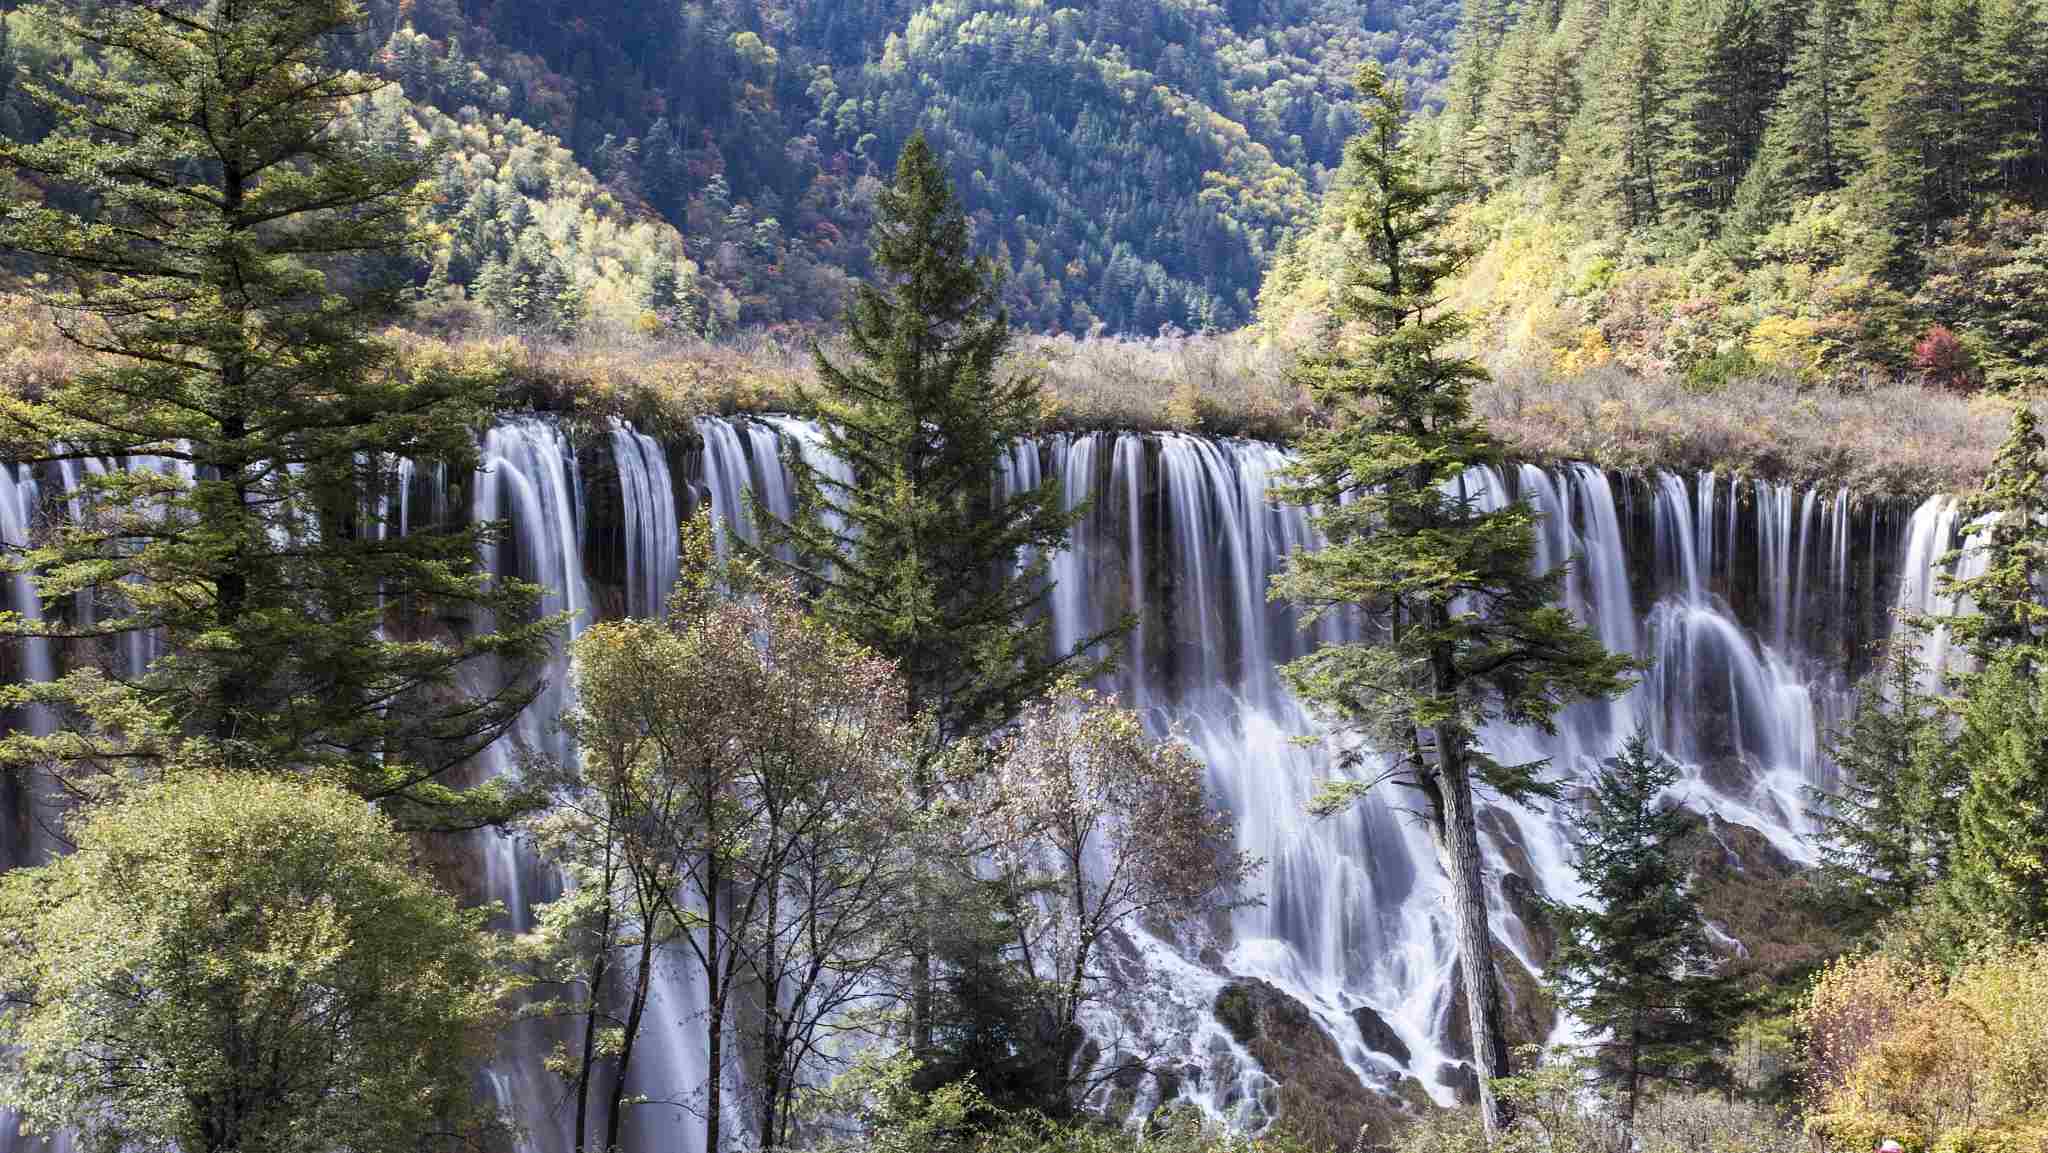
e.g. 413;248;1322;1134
610;419;681;618
0;465;55;864
0;413;1952;1150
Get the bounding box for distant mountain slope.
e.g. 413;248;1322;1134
359;0;1460;333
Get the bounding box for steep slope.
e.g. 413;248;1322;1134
358;0;1461;333
1260;0;2048;392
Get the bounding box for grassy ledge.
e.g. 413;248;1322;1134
1;296;2017;497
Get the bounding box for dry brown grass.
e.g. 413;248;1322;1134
0;291;2018;496
1475;360;2014;497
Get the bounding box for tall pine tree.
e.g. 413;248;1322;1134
0;0;550;814
1937;405;2048;668
1271;62;1635;1141
1660;0;1769;217
1948;648;2048;938
1546;732;1744;1123
1727;0;1867;241
1581;5;1671;227
755;132;1121;1059
1810;641;1964;931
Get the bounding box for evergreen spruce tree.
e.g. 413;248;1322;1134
1810;641;1964;929
1545;732;1744;1123
1855;0;1990;274
1583;6;1671;228
1977;0;2048;205
1660;0;1768;217
1727;0;1867;242
1949;648;2048;938
1437;0;1516;186
0;0;551;813
1270;62;1635;1141
755;132;1120;1060
1937;406;2048;668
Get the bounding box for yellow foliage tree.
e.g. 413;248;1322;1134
1805;946;2048;1153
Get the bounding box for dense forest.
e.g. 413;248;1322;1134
365;0;1459;332
5;1;2048;1153
1262;0;2048;390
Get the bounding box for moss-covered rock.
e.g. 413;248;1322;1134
1687;814;1845;983
1443;948;1558;1063
1212;979;1422;1150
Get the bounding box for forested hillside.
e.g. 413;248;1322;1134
357;0;1459;332
1260;0;2048;390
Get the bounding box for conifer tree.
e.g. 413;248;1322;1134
1855;0;1990;273
1937;406;2048;668
1583;6;1670;227
1438;0;1517;186
1545;732;1744;1123
1811;642;1963;929
1728;0;1866;240
1949;648;2048;938
1977;0;2048;205
762;130;1114;766
1271;62;1635;1140
756;132;1120;1057
1660;0;1768;216
0;0;550;813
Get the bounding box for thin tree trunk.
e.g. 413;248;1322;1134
705;852;725;1153
1436;733;1514;1141
1624;1017;1643;1127
217;138;250;742
759;877;782;1149
706;980;725;1153
606;923;655;1153
573;910;611;1153
908;749;935;1060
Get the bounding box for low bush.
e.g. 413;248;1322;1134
1804;944;2048;1153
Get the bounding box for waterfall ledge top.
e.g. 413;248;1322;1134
402;320;2014;496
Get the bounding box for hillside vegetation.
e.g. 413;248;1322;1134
346;0;1462;333
1260;0;2048;393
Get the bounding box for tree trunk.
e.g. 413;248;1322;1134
706;980;725;1153
908;749;936;1060
217;145;251;743
759;882;782;1149
606;925;655;1153
573;922;610;1153
1436;737;1514;1141
704;856;725;1153
1624;1018;1642;1127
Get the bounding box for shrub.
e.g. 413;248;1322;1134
1804;944;2048;1152
1913;326;1980;391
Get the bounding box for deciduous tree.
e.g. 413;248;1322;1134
558;527;915;1153
984;686;1257;1106
0;772;506;1153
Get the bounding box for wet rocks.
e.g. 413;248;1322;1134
1442;949;1558;1064
1499;871;1556;965
1214;979;1415;1149
1351;1004;1412;1067
1437;1061;1480;1106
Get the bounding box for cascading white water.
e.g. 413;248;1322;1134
610;419;682;619
0;465;54;862
0;414;1946;1152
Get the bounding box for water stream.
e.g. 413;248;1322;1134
0;417;1976;1152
